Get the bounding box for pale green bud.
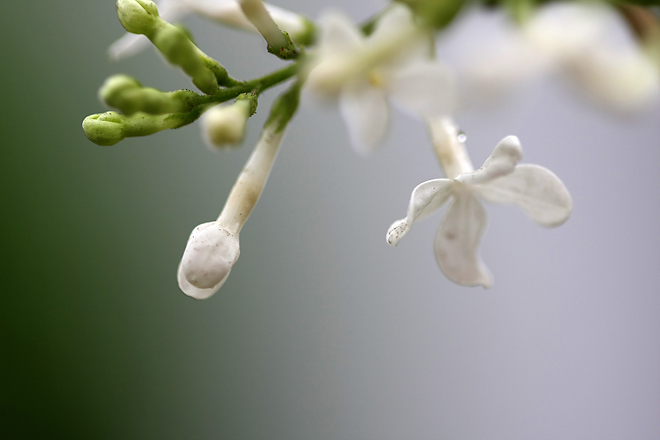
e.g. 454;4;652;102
116;0;160;35
82;112;126;146
100;74;195;115
152;26;218;94
83;111;184;146
99;74;141;107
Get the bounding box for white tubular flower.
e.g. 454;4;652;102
238;0;288;49
109;0;309;60
462;2;659;111
306;5;454;155
201;99;251;148
178;120;287;299
386;118;572;288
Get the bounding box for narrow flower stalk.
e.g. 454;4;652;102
426;117;473;179
178;82;301;299
238;0;288;50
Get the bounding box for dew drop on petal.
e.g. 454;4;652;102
457;131;467;143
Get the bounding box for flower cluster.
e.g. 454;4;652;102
82;0;659;298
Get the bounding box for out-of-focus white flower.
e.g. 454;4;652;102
386;118;572;287
306;5;454;154
109;0;309;60
460;2;659;111
201;99;251;148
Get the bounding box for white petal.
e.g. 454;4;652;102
108;33;152;61
386;179;453;246
475;164;573;227
565;44;660;111
339;82;389;155
318;10;363;57
435;191;492;288
185;0;256;31
371;4;430;68
455;135;522;185
386;61;455;117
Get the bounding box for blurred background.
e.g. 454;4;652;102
1;1;659;439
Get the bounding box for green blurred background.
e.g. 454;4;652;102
2;1;660;439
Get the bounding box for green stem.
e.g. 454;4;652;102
174;63;301;129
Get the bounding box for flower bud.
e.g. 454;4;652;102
116;0;160;35
202;100;251;148
99;74;195;115
99;74;141;106
178;222;241;300
82;112;125;146
152;26;218;94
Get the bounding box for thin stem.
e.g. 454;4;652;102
171;63;300;129
216;81;302;234
426;117;474;180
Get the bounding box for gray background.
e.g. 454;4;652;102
1;1;659;439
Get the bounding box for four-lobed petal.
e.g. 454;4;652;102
387;135;572;287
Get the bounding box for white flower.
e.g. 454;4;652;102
109;0;309;60
386;118;572;288
459;2;659;111
306;5;454;154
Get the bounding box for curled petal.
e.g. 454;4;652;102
435;191;492;288
386;62;455;117
475;164;573;227
386;179;453;246
455;135;522;185
339;82;389;155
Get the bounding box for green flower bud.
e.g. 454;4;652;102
82;112;125;146
82;111;186;146
99;74;141;107
116;0;160;36
99;74;196;115
152;26;218;94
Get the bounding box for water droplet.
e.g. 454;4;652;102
457;131;467;143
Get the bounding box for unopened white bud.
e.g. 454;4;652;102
202;100;251;148
177;222;240;300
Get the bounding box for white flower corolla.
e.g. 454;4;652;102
306;5;454;154
386;118;572;288
201;99;251;148
109;0;309;60
460;2;659;111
